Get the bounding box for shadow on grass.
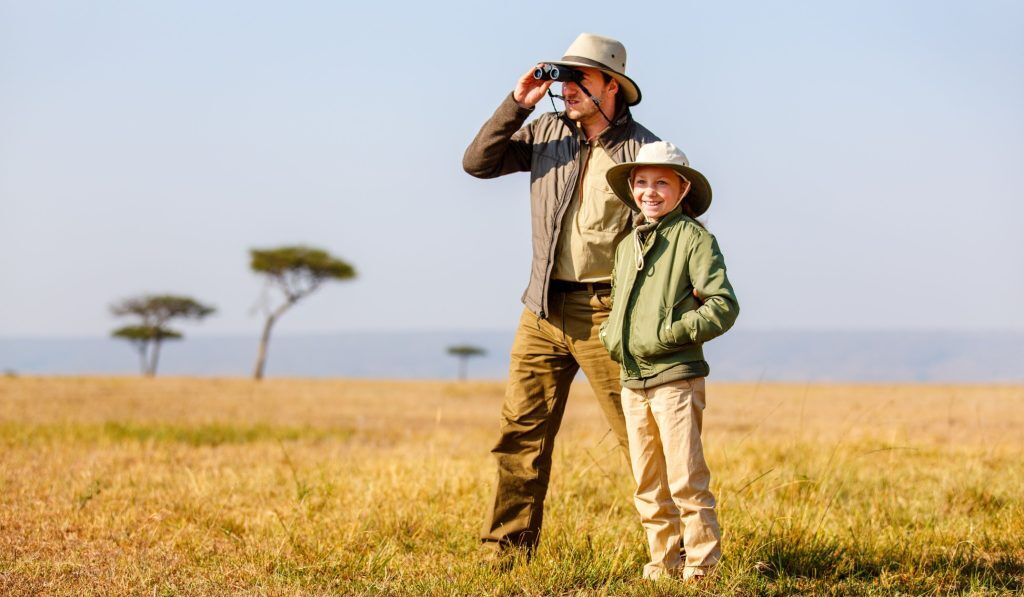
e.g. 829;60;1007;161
753;535;1023;592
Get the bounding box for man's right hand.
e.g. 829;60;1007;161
513;65;554;109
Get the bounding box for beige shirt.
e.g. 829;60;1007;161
551;140;634;282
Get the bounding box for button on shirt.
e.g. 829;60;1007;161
551;140;634;283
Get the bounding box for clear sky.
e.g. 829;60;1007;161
2;0;1022;337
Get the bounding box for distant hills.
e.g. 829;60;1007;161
1;330;1021;382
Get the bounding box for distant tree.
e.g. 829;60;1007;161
111;325;181;375
447;345;486;381
110;295;215;376
249;245;355;380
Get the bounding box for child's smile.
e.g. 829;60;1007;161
630;165;690;221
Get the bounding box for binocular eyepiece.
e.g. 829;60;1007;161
533;64;583;83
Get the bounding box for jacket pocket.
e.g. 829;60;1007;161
632;306;676;358
665;291;700;346
669;316;696;346
599;319;623;363
656;306;675;346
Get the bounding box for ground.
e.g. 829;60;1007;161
1;376;1022;595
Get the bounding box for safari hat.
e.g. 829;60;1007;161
606;141;713;216
545;33;642;106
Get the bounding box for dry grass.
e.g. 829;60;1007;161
1;376;1022;595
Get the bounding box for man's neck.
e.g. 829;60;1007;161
580;118;609;142
578;101;619;141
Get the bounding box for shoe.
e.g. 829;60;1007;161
481;545;530;572
682;566;714;581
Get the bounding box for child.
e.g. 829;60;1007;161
599;141;739;581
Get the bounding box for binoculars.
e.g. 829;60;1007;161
533;64;583;83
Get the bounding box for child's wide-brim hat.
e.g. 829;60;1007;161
606;141;713;216
544;33;641;106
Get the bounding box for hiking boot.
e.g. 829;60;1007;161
480;545;531;572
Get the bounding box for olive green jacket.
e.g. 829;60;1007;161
462;93;658;318
599;207;739;388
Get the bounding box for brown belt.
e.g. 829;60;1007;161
549;279;612;294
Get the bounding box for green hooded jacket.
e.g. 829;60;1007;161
599;206;739;388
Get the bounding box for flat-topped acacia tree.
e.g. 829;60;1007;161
249;245;355;380
110;294;215;376
447;345;486;381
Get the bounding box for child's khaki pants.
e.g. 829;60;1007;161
621;377;721;580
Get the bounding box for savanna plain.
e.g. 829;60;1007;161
1;376;1022;595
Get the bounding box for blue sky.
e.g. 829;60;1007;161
1;1;1022;336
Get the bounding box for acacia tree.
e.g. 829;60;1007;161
447;345;486;381
250;245;355;380
110;295;215;376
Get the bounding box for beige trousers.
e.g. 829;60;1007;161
621;377;721;580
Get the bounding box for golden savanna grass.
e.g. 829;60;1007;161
1;376;1022;595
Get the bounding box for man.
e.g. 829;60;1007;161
462;33;659;559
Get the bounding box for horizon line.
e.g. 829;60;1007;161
3;327;1024;340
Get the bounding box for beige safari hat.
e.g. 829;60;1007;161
545;33;641;106
606;141;713;216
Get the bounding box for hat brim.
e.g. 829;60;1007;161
543;59;641;106
606;161;712;217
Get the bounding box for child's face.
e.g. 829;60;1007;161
630;166;690;221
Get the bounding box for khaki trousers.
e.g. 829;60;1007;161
482;291;629;551
621;377;721;579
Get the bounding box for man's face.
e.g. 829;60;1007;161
561;66;617;124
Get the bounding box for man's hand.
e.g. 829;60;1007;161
513;65;554;109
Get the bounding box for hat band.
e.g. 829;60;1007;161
560;55;619;74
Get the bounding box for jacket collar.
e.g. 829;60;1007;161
597;105;635;151
631;205;683;271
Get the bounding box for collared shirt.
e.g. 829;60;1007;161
551;139;634;282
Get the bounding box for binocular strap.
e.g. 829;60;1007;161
546;82;612;125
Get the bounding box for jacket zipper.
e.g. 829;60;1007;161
623;227;659;378
621;252;642;378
